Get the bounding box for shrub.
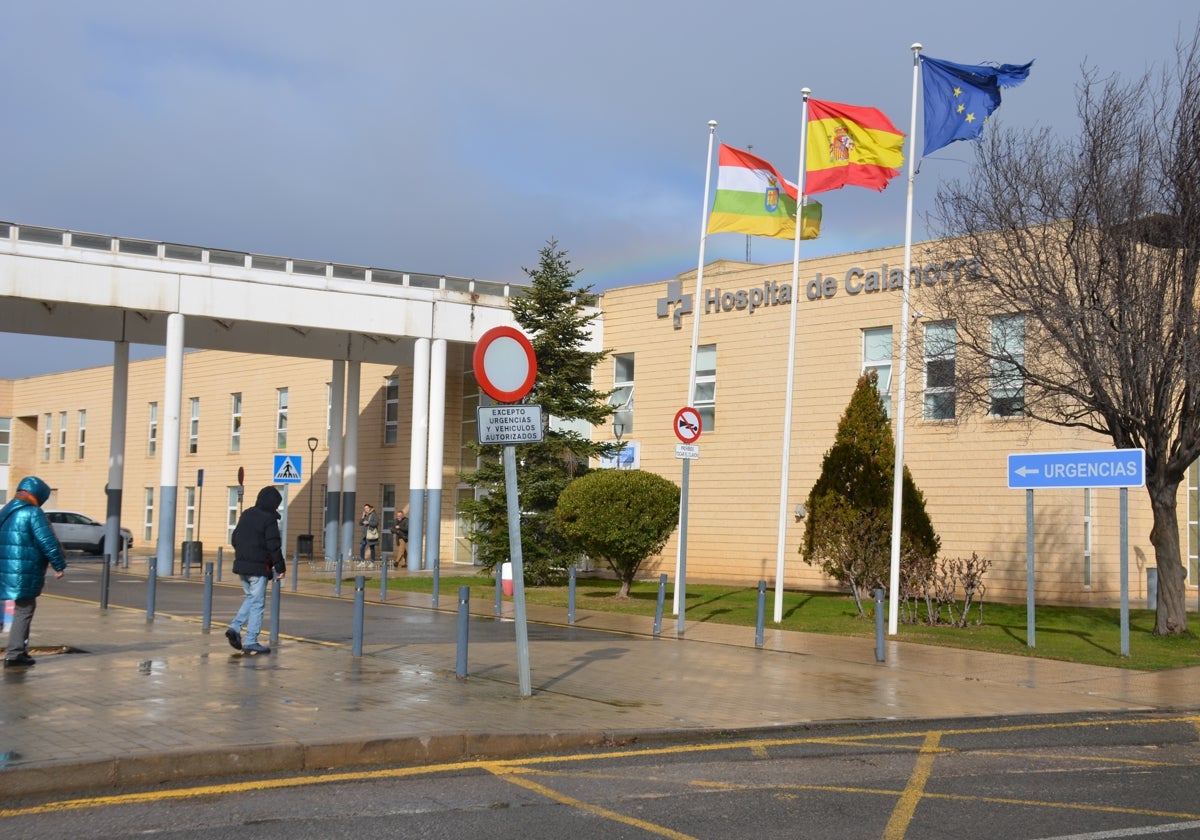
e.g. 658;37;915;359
556;469;680;598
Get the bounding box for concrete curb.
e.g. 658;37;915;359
0;727;722;797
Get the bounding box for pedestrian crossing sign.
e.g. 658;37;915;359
272;454;303;484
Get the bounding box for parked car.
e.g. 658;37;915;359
44;510;134;555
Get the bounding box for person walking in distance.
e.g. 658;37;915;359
0;476;67;667
391;509;409;569
358;503;379;566
226;486;286;655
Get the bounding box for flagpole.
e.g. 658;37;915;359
887;43;922;635
674;119;718;617
773;90;812;623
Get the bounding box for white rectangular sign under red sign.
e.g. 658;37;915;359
477;405;544;445
675;443;699;460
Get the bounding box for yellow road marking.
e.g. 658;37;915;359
884;730;942;840
5;714;1200;820
493;767;699;840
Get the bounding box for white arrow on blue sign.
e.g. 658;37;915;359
1007;448;1145;489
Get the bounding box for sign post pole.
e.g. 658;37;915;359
1009;448;1144;655
472;326;539;697
672;407;702;633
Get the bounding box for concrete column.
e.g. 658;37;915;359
155;313;184;576
324;361;345;561
340;361;361;561
423;338;447;572
408;338;430;570
104;341;129;566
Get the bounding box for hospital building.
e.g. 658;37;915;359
0;222;1196;607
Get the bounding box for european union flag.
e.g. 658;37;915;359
921;55;1033;156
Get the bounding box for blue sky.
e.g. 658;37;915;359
2;1;1197;377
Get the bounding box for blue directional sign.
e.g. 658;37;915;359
1008;448;1145;490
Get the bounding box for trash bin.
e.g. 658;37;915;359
181;541;203;575
297;534;314;559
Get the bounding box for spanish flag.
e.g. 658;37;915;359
707;144;821;240
806;99;905;194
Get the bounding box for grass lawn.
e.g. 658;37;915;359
346;573;1200;671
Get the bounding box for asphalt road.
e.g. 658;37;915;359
4;712;1200;839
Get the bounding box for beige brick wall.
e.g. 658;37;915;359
3;347;469;563
595;246;1182;606
0;244;1190;606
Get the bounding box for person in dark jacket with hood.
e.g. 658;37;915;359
1;476;67;667
226;485;286;655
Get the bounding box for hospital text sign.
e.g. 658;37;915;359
1007;449;1145;490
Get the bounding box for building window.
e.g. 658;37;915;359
990;314;1026;418
77;409;87;459
58;411;67;460
922;321;956;421
227;487;241;545
43;413;51;461
1188;461;1198;587
460;371;480;473
1083;488;1093;588
384;376;399;445
188;397;200;455
276;387;288;449
185;486;196;542
148;402;158;457
695;344;717;431
230;392;242;453
0;417;10;464
382;484;396;553
143;487;154;542
611;353;634;434
863;327;893;418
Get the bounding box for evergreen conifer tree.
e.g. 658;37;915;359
800;371;939;615
461;240;613;584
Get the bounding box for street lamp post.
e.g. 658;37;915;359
306;436;319;557
613;423;625;469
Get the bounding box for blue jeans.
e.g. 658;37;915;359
231;574;268;645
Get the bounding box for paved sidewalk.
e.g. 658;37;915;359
3;571;1200;797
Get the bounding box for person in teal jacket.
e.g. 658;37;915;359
1;476;67;667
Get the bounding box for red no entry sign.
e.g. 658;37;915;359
473;326;537;403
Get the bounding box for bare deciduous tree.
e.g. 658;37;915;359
924;26;1200;635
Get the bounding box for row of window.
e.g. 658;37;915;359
605;317;1027;434
39;410;87;461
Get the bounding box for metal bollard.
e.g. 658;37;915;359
146;560;157;621
202;562;214;630
291;550;298;592
216;546;223;582
755;580;766;648
456;585;470;679
494;568;502;616
653;574;667;636
380;557;388;602
335;554;344;596
352;575;365;657
568;566;577;624
100;555;111;610
432;558;440;609
875;588;886;662
121;542;129;569
270;576;281;646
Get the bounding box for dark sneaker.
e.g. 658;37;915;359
243;643;271;655
225;628;243;651
4;653;36;667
